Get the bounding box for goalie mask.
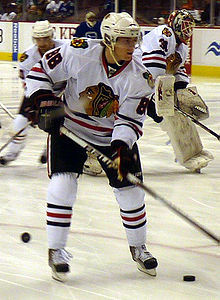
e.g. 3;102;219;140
101;12;141;51
168;10;195;44
32;20;54;39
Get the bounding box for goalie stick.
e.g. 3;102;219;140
0;101;15;120
60;126;220;244
175;105;220;141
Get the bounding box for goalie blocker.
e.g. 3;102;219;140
155;75;213;172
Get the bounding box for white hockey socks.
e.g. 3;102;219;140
47;173;78;249
113;186;147;246
7;114;29;154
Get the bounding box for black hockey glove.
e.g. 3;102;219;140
111;140;137;181
174;81;188;92
28;90;64;133
38;96;64;133
147;98;163;123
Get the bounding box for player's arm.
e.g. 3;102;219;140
111;82;161;179
25;46;70;131
169;43;190;91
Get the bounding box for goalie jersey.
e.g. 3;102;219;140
141;25;189;86
26;38;154;147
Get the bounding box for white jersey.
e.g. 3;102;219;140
19;39;69;95
26;38;154;147
141;25;189;84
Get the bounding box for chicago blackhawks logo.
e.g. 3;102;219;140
162;28;172;37
79;82;119;117
19;52;28;62
70;38;88;49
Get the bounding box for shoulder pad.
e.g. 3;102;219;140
19;52;28;62
70;38;88;49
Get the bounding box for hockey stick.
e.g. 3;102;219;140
175;106;220;141
0;121;32;153
60;126;220;244
0;101;15;119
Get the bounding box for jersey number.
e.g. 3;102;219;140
45;48;62;69
136;97;149;115
159;38;168;52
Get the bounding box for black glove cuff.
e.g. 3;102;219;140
147;100;163;123
174;81;188;92
111;140;129;153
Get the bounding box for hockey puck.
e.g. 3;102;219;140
183;275;196;281
21;232;31;243
39;154;47;164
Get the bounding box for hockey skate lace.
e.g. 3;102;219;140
137;246;153;262
53;249;73;265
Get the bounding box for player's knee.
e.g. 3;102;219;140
47;173;78;206
113;185;145;210
14;114;29;133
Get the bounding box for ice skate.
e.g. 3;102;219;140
0;137;25;166
48;248;72;282
0;151;21;165
130;245;158;276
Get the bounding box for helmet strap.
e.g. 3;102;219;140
103;40;122;67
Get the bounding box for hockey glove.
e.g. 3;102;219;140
166;52;182;75
38;96;64;133
28;90;64;132
111;140;137;181
147;98;163;123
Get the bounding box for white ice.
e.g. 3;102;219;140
0;62;219;300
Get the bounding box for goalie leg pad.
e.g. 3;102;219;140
164;111;213;171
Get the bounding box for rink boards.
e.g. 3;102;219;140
0;21;219;77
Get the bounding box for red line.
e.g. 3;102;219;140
31;67;45;73
143;56;166;62
66;115;113;132
47;212;72;218
121;212;146;222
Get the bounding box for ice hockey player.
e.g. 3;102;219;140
0;20;68;165
141;9;213;172
25;12;159;282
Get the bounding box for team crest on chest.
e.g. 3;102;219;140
19;52;28;62
70;38;88;49
162;28;172;37
79;82;119;117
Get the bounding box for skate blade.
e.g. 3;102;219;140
137;265;157;277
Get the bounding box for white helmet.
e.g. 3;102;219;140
32;20;53;39
101;12;140;49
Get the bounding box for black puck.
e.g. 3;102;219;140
40;154;47;164
183;275;196;281
21;232;31;243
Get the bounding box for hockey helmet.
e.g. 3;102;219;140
168;9;195;43
101;12;141;49
32;20;54;39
